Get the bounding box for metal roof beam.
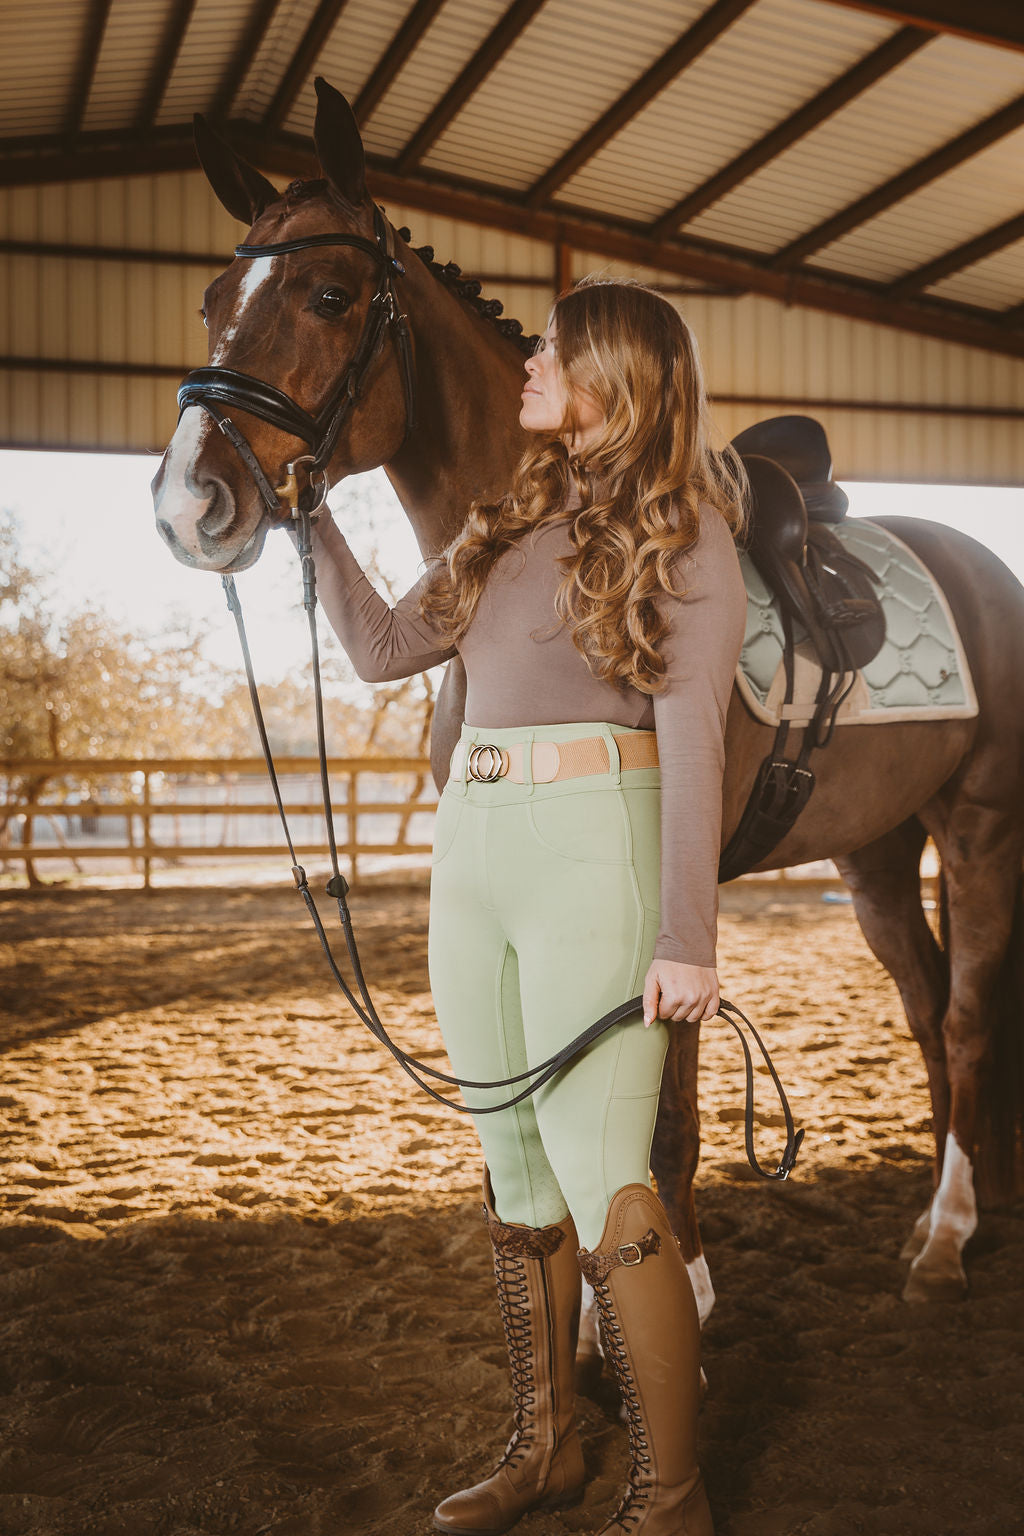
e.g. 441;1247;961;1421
773;90;1024;268
354;0;450;123
887;210;1024;297
234;127;1024;356
395;0;547;173
525;0;757;210
816;0;1024;53
263;0;352;132
64;0;113;139
3;125;1022;358
134;0;197;133
209;0;284;122
649;26;930;240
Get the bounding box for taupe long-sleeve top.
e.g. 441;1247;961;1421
311;484;747;968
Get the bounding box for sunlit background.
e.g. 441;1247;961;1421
5;447;1024;692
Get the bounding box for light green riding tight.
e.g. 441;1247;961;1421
427;719;670;1250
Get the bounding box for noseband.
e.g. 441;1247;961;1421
176;203;416;518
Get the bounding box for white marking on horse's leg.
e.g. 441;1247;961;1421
686;1251;715;1328
899;1202;934;1262
903;1132;977;1302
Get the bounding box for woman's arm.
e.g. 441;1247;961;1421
650;507;748;974
310;514;459;682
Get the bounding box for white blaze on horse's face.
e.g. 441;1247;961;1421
152;255;277;571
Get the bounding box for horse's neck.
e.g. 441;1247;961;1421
384;263;528;557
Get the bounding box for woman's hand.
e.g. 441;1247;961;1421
643;958;720;1026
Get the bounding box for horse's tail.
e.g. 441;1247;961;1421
972;862;1024;1207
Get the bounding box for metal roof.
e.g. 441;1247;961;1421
2;0;1024;358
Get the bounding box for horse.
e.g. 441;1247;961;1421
152;80;1024;1320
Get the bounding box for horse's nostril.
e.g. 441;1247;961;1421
197;482;235;540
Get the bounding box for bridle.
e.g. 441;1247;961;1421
174;217;804;1182
177;202;416;520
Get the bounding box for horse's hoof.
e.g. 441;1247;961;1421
899;1208;932;1262
574;1349;604;1399
902;1255;968;1304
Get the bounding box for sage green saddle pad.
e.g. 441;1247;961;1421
737;517;978;729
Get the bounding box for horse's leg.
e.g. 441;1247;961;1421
429;657;467;792
832;816;951;1266
903;803;1023;1302
650;1024;712;1320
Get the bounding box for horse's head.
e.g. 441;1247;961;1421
153;80;413;572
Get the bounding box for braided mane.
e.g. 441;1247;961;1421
279;180;540;356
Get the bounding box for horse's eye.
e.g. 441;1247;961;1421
199;308;208;329
315;286;351;318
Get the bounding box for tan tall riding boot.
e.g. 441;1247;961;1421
578;1184;714;1536
433;1174;586;1535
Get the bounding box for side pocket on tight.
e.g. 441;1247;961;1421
431;789;465;866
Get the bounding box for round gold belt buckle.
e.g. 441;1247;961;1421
467;743;506;781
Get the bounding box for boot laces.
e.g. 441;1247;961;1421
593;1277;652;1530
493;1253;537;1470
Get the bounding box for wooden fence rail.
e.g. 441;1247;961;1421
0;757;438;889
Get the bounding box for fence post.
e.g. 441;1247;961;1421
142;770;152;891
348;768;359;887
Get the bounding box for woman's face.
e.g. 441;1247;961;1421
520;320;604;451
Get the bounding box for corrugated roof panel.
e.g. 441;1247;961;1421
0;2;88;137
352;0;510;160
926;237;1024;311
156;0;255;126
232;0;318;119
555;0;894;224
805;122;1024;288
283;0;413;139
420;0;708;193
82;0;171;133
686;31;1024;256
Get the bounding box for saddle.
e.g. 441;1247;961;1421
718;416;886;883
733;417;885;675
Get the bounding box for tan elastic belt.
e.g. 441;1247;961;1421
450;731;659;784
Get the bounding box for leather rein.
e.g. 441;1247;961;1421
176;207;803;1182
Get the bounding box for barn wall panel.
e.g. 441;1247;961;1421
1;173;1023;482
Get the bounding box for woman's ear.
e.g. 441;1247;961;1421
193;115;279;224
313;77;368;207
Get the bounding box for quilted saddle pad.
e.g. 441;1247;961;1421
736;518;978;729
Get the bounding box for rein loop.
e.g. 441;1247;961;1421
219;506;805;1183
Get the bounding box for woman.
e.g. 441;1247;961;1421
309;277;748;1536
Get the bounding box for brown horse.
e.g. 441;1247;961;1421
153;81;1024;1314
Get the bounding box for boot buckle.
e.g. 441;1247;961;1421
617;1242;643;1266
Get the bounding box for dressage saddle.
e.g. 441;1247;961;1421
717;416;887;882
733;416;885;675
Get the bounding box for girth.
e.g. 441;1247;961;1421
177;203;416;517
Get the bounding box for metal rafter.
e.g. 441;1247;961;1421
395;0;546;173
263;0;352;132
355;0;450;123
817;0;1024;53
525;0;757;210
649;25;931;240
210;0;284;122
774;91;1024;268
3;125;1024;358
134;0;197;133
887;210;1024;298
64;0;113;139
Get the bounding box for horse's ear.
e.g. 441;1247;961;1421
313;77;367;207
193;114;279;224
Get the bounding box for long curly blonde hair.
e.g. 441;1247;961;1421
418;276;748;694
